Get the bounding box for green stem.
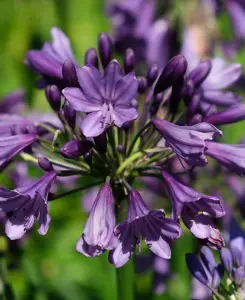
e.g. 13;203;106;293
127;121;152;156
116;259;134;300
49;180;103;201
116;152;143;176
210;288;225;300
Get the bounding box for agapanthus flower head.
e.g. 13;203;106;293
76;182;117;257
205;141;245;176
63;59;138;137
0;170;56;240
152;119;222;166
162;169;225;248
0;134;37;171
110;190;181;268
26;27;77;87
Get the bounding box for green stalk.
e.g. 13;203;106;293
116;259;134;300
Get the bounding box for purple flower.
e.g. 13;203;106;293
0;171;56;240
203;104;245;125
0;134;37;171
26;27;77;87
186;247;224;289
76;183;117;257
152;119;222;166
162;169;225;247
205;142;245;176
227;0;245;39
0;89;25;114
63;60;138;137
109;190;181;268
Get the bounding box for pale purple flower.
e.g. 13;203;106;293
0;171;56;240
0;134;37;171
26;27;77;87
205;141;245;176
152;119;222;166
63;60;138;137
227;0;245;39
76;183;117;257
109;190;181;268
162;169;225;248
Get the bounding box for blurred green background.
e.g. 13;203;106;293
0;0;245;299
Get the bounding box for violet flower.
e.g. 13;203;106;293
205;141;245;176
0;89;25;114
0;134;37;171
26;27;77;87
162;169;225;248
186;247;224;290
109;190;181;268
0;171;56;240
63;60;138;137
227;0;245;39
76;182;117;257
152;119;222;166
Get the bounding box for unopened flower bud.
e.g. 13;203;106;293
62;60;79;87
187;60;211;89
147;64;158;86
123;48;135;74
220;248;233;274
98;33;113;69
117;145;125;154
137;76;148;94
154;55;187;95
187;93;201;120
38;157;53;172
45;85;61;111
63;104;76;129
60;140;93;159
84;48;99;68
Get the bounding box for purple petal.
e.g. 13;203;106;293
146;236;171;259
76;66;103;102
62;87;102;112
202;90;242;106
114;72;138;106
114;107;138;127
109;243;131;268
81;111;105;137
103;60;123;99
183;213;211;239
76;235;103;257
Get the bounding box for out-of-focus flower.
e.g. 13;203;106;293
191;277;212;300
63;60;138;137
152;119;222;166
205;142;245;176
26;27;78;88
76;182;117;257
0;89;25;114
0;171;56;240
109;190;181;268
227;0;245;39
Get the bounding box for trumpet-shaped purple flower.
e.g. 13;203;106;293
76;183;117;257
26;27;77;86
63;60;138;137
109;190;181;268
162;169;225;247
0;134;37;171
186;247;224;289
205;142;245;176
0;171;56;240
152;119;222;166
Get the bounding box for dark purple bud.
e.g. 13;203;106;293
45;85;61;111
212;264;224;289
60;140;93;158
187;60;212;89
203;104;245;126
147;64;158;87
123;48;135;74
63;104;76;129
186;253;210;287
187;93;201;120
38;157;53;172
169;76;185;115
231;246;244;268
184;80;194;99
62;60;79;87
220;248;233;274
137;76;148;94
200;246;216;275
155;93;164;104
188;114;203;125
233;267;245;286
84;48;99;68
154;55;187;95
117;145;125;154
98;33;113;69
94;132;107;153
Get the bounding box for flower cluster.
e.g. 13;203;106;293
0;17;245;279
